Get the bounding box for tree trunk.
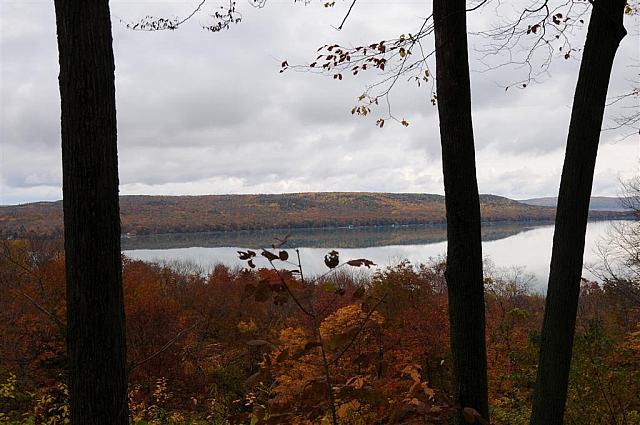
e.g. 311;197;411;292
434;1;489;423
54;1;129;423
530;2;626;424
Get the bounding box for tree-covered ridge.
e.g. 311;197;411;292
1;193;629;238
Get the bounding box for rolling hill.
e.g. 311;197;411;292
0;193;630;238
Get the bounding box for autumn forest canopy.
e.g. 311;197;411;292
1;237;639;424
0;193;629;239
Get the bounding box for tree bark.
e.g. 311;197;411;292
530;1;626;424
54;1;129;423
434;1;489;423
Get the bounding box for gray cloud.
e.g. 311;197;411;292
2;1;637;205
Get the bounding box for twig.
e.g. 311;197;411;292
334;0;358;31
129;320;200;372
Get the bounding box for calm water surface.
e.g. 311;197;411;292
123;220;620;291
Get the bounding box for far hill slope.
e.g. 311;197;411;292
1;193;628;237
521;196;626;211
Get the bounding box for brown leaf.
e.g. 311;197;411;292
337;400;361;418
462;407;482;423
261;249;279;261
324;250;339;269
346;259;376;268
238;250;256;260
409;381;420;395
245;368;269;387
423;385;435;399
353;377;364;389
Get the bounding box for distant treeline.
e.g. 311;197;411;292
0;192;630;238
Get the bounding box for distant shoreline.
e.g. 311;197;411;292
120;217;631;251
1;193;632;239
121;214;631;239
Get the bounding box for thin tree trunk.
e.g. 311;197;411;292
54;0;129;422
530;1;626;424
434;1;489;423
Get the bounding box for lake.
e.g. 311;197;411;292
123;220;622;291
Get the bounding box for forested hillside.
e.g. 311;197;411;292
0;193;628;237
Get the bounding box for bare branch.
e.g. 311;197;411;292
326;292;387;367
334;0;358;31
117;0;243;33
0;239;66;333
129;320;200;372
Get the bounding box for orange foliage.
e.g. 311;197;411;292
2;192;600;238
1;240;638;424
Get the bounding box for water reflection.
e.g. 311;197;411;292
121;221;553;250
123;220;618;291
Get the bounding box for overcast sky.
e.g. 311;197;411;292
1;0;638;206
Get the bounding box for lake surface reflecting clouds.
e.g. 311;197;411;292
123;220;619;291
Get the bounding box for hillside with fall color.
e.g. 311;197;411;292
0;192;629;237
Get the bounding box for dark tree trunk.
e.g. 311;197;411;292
530;2;626;424
54;1;129;423
434;1;489;423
